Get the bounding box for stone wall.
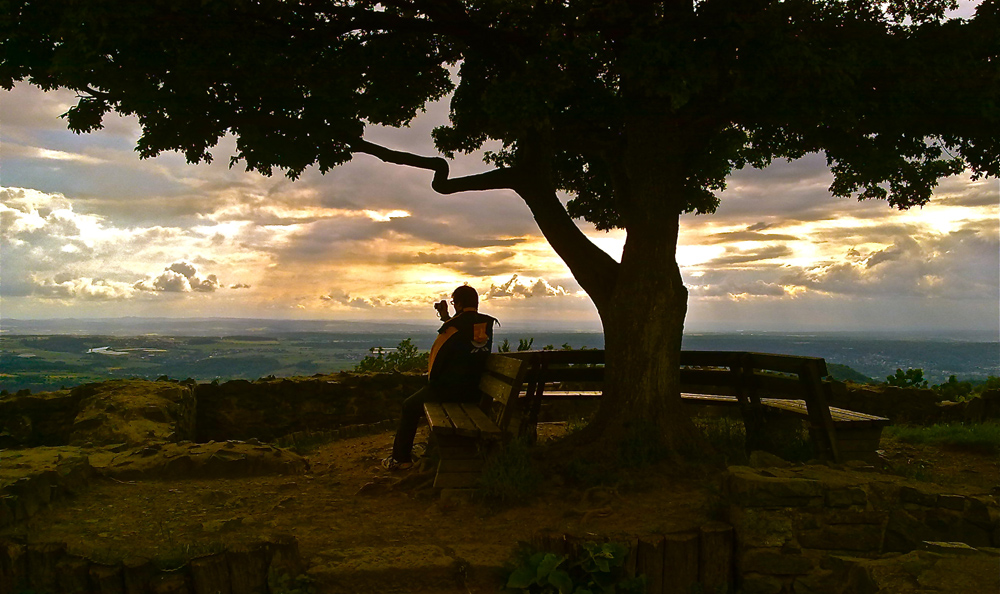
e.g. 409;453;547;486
0;372;428;448
828;384;1000;424
726;464;999;593
194;372;426;442
0;535;303;594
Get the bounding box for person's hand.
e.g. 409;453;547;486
434;300;449;319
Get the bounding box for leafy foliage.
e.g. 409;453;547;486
498;337;536;353
505;542;645;594
354;339;428;373
885;368;929;389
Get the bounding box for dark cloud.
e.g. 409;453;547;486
704;229;800;244
387;250;515;276
707;245;794;266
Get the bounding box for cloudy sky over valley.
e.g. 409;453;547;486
2;77;997;334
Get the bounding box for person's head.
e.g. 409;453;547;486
451;285;479;310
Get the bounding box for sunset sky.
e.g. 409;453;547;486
2;60;997;334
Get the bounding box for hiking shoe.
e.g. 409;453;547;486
381;456;413;471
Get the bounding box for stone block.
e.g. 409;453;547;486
739;572;786;594
962;498;993;529
937;495;966;511
824;487;867;508
898;486;937;507
885;509;937;553
727;468;824;508
741;548;815;575
791;569;838;594
729;507;794;548
823;510;885;526
798;524;883;552
56;555;91;594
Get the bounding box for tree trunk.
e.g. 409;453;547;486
550;114;709;459
585;206;706;456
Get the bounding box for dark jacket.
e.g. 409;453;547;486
427;308;498;395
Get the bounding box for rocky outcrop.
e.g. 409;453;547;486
100;440;309;480
726;464;1000;593
0;380;196;448
0;448;96;530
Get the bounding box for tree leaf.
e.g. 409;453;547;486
506;567;537;589
537;553;565;580
547;569;575;594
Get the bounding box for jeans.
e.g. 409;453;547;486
392;384;476;462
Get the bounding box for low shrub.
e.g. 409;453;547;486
504;541;645;594
884;422;1000;454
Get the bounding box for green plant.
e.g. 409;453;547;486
354;338;429;373
885;368;928;389
505;541;645;594
692;416;747;465
268;571;317;594
932;375;974;401
499;338;536;353
478;438;541;503
884;422;1000;454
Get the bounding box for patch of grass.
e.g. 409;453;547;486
478;438;541;504
692;415;815;464
884;422;1000;454
693;416;748;466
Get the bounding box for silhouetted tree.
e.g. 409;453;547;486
3;0;997;456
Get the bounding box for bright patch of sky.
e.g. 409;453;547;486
1;68;997;334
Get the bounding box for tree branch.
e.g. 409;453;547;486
348;138;517;194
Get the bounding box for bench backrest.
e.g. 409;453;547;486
478;354;530;435
508;348;838;459
508;349;832;400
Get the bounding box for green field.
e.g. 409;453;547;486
0;334;368;393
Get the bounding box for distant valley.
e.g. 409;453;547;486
1;318;997;393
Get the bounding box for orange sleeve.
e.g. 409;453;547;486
428;327;458;374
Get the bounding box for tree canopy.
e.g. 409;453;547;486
3;0;995;212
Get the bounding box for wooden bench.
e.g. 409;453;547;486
507;350;890;463
422;353;529;489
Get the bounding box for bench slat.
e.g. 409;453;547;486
747;352;829;376
522;390;602;400
442;402;486;438
524;367;606;384
480;373;519;406
424;402;456;436
485;353;526;379
461;405;503;438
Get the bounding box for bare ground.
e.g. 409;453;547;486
2;425;997;593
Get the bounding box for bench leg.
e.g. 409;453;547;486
431;434;486;489
819;426;885;464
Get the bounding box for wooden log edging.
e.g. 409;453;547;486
0;534;304;594
530;522;735;594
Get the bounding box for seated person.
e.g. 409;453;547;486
382;284;498;470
